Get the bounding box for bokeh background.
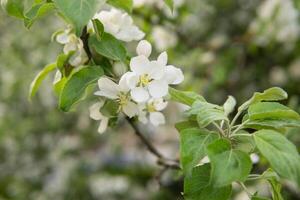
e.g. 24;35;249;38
0;0;300;199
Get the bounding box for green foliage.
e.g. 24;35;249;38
261;169;284;200
29;63;57;100
107;0;133;13
164;0;174;11
206;139;252;187
59;65;104;111
254;130;300;186
179;128;217;175
169;87;206;106
24;2;55;28
184;164;232;200
89;33;127;62
92;19;104;40
1;0;24;18
53;0;104;35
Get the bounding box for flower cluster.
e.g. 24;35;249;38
88;8;145;42
55;29;88;67
90;40;184;133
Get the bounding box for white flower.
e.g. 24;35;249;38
122;40;184;103
138;98;168;126
89;102;109;134
56;29;88;67
88;8;145;42
152;26;178;51
250;153;260;164
94;77;139;117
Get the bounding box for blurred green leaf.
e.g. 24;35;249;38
107;0;133;13
169;87;206;106
59;65;104;111
92;19;104;40
24;2;55;28
1;0;24;18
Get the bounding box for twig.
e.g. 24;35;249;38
126;118;180;170
80;26;92;61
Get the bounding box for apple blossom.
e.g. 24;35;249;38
94;77;139;118
123;40;184;103
56;29;88;67
88;8;145;42
89;102;109;134
152;26;178;51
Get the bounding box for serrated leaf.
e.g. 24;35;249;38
107;0;133;13
169;87;206;106
1;0;24;18
207;139;252;187
29;63;57;100
184;164;232;200
180;128;218;175
53;0;105;35
248;102;300;120
89;33;127;61
254;129;300;186
24;2;55;28
238;87;288;112
59;65;104;111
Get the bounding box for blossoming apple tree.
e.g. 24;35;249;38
2;0;300;199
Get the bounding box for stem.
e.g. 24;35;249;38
213;122;226;137
230;133;252;138
126;118;180;170
238;182;252;198
230;110;243;127
231;120;249;135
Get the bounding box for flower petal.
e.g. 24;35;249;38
130;87;149;102
120;72;138;90
136;40;152;57
89;102;104;120
149;112;165;126
148;80;168;98
164;65;184;84
130;55;151;75
98;117;109;134
123;101;139;118
148;60;164;80
157;51;168;66
153;98;168;111
95;78;119;99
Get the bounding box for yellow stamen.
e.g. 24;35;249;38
139;74;150;87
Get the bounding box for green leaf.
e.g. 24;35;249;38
89;33;127;61
248;102;300;120
53;0;105;35
238;87;288;112
100;100;119;117
233;132;256;153
245;119;300;130
1;0;24;18
187;101;227;128
169;87;206;106
175;120;198;132
92;19;104;40
180;128;218;175
59;65;104;111
107;0;133;13
24;2;55;28
164;0;174;11
254;129;300;186
184;164;232;200
251;196;270;200
207;139;252;187
29;63;57;100
261;169;283;200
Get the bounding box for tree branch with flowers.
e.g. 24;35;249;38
2;0;300;199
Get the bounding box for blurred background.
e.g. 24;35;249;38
0;0;300;199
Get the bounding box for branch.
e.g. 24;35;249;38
80;26;92;61
126;118;180;170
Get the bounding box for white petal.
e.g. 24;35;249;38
130;87;149;103
98;117;109;134
116;26;145;42
153;98;168;111
148;60;164;80
157;51;168;66
164;65;184;84
149;112;165;126
250;153;260;164
56;32;70;44
136;40;152;57
148;80;169;98
122;102;139;118
53;70;62;84
89;102;104;120
118;72;131;92
130;55;151;75
95;78;119;99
